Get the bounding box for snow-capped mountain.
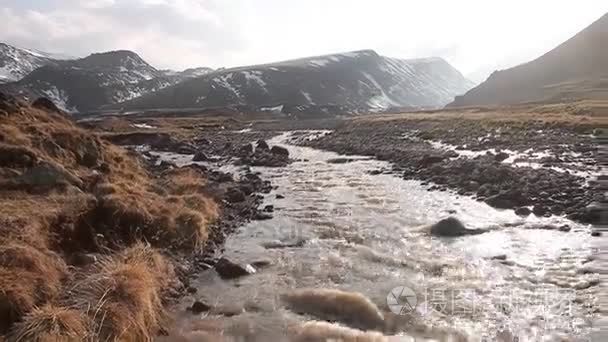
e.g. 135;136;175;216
0;43;68;84
0;50;185;112
114;50;474;114
161;67;214;79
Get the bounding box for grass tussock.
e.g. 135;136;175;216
7;305;89;342
71;244;173;341
0;242;67;333
0;94;219;339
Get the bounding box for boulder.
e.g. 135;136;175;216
514;207;531;216
270;146;289;157
494;152;510;162
214;258;256;279
429;217;486;237
190;300;211;314
239;144;253;155
532;205;548;217
32;97;62;113
225;188;246;203
192;152;209;162
256;140;269;150
418;155;444;167
13;161;83;189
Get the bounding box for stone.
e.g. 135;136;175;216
256;140;269;150
192;152;209;161
32;97;61;113
225;188;246;203
494;152;509;162
270;146;289;157
15;161;83;189
418;155;444;167
429;217;486;237
214;258;256;279
190;300;211;314
532;205;548;216
514;207;531;216
239;143;254;155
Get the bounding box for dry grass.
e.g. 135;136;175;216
352;100;608;128
0;95;219;339
70;244;173;341
0;242;68;333
7;305;89;342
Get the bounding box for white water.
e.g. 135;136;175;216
166;132;597;341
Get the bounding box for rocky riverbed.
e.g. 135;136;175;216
90;113;601;341
296;118;601;225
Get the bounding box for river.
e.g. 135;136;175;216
164;131;597;342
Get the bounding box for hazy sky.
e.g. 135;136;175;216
1;0;606;82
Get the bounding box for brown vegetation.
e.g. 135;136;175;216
0;94;219;340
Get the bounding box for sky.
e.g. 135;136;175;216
1;0;606;82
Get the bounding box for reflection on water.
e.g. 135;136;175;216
166;132;596;342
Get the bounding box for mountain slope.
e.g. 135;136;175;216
0;50;184;112
0;43;66;83
114;50;474;114
449;13;608;107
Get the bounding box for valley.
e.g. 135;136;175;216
0;8;605;342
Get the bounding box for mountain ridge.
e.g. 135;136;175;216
112;49;474;115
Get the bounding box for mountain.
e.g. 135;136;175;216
161;67;214;79
0;43;71;83
0;50;187;112
449;13;608;107
113;50;474;115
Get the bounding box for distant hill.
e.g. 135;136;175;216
0;50;212;112
449;13;608;107
0;43;72;83
113;50;474;115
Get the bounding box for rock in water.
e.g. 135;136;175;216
270;146;289;157
429;217;485;237
190;300;211;314
225;188;246;203
214;257;256;279
192;151;209;161
256;139;269;151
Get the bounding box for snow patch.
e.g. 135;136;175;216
301;91;315;104
308;59;331;67
41;86;75;112
132;123;156;129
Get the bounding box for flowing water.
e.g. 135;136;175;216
165;132;598;341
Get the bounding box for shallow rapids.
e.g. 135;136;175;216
165;131;597;341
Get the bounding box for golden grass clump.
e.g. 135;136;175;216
7;305;89;342
0;242;68;333
71;244;173;341
0;95;220;339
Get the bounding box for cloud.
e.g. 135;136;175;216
0;0;607;79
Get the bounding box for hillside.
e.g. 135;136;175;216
0;50;211;112
0;43;67;84
449;13;608;107
114;50;474;115
0;92;219;339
